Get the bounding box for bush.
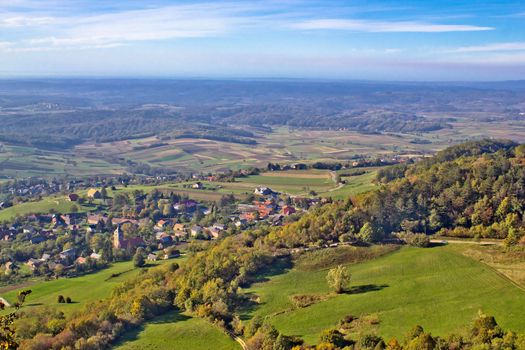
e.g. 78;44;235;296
66;297;72;304
290;294;327;308
403;233;431;248
57;295;65;303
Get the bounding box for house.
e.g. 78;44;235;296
206;227;220;239
254;187;274;196
75;257;87;265
291;163;308;170
173;223;185;231
4;261;14;273
51;214;67;228
87;189;102;199
192;182;203;189
156;219;170;229
26;258;43;270
163;248;180;259
90;252;101;260
173;230;187;240
213;223;226;231
190;225;203;237
30;236;46;244
40;253;51;262
271;214;284;226
147;253;158;261
282;206;296;216
112;218;138;225
173;200;198;212
59;248;77;261
67;193;79;202
234;218;247;228
87;214;108;225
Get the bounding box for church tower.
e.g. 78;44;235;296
113;224;123;249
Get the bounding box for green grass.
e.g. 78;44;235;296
243;245;525;344
114;311;240;350
0;197;94;222
319;171;377;200
0;259;175;315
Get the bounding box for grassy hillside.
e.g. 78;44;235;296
0;259;176;316
114;311;240;350
243;245;525;344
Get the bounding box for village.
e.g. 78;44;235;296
0;184;322;282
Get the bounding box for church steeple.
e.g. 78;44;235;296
113;224;123;249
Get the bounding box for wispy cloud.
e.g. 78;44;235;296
0;2;260;51
449;42;525;53
290;19;494;32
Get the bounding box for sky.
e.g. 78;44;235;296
1;0;524;81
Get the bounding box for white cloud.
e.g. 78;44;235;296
448;42;525;53
290;19;494;32
0;15;56;27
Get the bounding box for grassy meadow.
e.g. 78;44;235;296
243;245;525;344
114;311;240;350
0;259;177;316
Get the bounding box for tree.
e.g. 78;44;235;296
133;248;145;267
57;295;65;303
66;297;72;304
359;222;379;243
0;290;31;349
326;265;351;294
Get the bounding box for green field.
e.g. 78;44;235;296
0;259;175;315
243;245;525;344
115;311;240;350
0;196;95;222
6;121;525;178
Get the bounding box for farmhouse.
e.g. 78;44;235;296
87;189;102;199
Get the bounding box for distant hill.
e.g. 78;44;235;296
1;79;524;149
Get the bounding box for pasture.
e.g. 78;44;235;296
243;244;525;344
0;196;94;222
0;259;176;316
114;311;240;350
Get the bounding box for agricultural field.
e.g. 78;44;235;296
115;311;240;350
4;120;525;179
0;258;177;316
242;244;525;344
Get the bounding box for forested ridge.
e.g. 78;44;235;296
8;139;525;349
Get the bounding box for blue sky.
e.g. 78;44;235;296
1;0;524;80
